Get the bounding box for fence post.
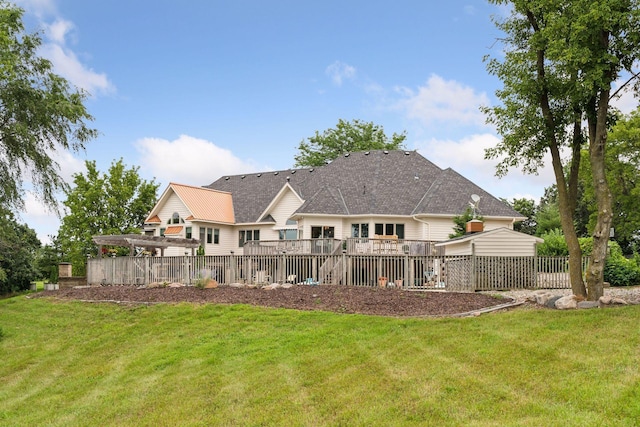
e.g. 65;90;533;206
342;251;347;286
533;249;538;289
471;243;476;291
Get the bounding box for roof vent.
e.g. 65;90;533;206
344;153;350;157
414;175;419;180
291;170;296;174
404;151;410;155
309;168;314;172
257;173;262;177
225;177;230;180
241;175;246;179
274;171;279;175
286;176;290;182
383;150;389;154
364;151;370;155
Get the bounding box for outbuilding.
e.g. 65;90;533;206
435;226;543;256
436;227;544;291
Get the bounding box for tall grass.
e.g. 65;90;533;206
0;296;639;426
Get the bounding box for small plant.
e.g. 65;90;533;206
193;277;207;289
0;326;4;341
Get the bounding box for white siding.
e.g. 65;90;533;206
439;229;540;256
270;189;304;228
473;231;538;256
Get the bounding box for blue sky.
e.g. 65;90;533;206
15;0;638;244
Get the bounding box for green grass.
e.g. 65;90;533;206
1;297;639;426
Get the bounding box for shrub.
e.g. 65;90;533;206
537;229;568;256
604;256;640;287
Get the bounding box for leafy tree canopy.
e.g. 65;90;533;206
294;119;407;167
0;2;97;212
57;159;159;275
0;207;41;294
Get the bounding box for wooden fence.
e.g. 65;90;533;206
87;254;587;292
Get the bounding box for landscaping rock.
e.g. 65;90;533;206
262;283;280;290
611;297;628;305
229;282;246;288
577;301;600;309
599;295;612;305
534;291;553;306
555;295;577;310
168;282;185;288
545;295;563;308
280;283;293;289
204;279;218;289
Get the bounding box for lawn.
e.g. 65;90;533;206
0;295;639;426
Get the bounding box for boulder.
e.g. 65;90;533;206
280;283;293;289
534;291;553;306
577;301;600;309
554;295;577;310
204;279;218;289
598;295;612;305
262;283;280;290
168;282;185;288
544;295;563;308
611;297;628;305
599;295;612;305
229;282;246;288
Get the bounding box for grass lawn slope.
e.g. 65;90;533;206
1;296;639;426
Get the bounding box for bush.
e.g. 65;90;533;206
537;229;568;256
604;256;640;287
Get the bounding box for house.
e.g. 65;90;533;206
142;150;525;256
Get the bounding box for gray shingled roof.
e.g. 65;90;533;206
206;150;524;223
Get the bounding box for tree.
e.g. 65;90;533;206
294;119;407;167
57;159;159;275
0;2;97;212
578;107;640;254
483;0;640;300
449;208;484;239
0;208;41;294
503;197;537;235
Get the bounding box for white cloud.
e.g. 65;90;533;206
16;2;115;96
395;74;490;126
135;135;263;186
326;61;356;86
40;43;114;96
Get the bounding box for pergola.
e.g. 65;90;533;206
92;234;200;257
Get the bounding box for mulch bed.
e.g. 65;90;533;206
32;285;514;317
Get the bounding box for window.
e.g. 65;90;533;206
214;228;220;244
207;228;213;244
374;223;405;239
199;227;205;245
279;220;298;240
160;228;166;237
351;223;369;238
239;229;260;247
311;226;334;238
186;227;192;239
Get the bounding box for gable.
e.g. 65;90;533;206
146;183;235;225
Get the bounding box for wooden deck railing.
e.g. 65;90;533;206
87;254;587;291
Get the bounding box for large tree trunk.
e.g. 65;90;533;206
549;142;586;298
585;90;613;301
